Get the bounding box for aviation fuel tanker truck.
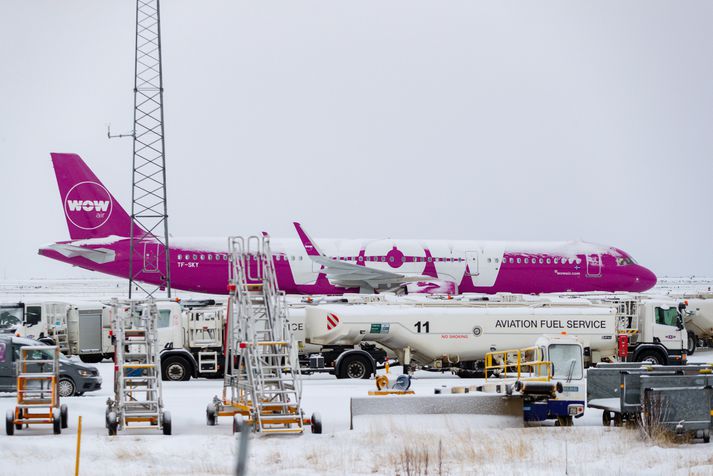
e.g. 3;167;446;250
305;294;687;378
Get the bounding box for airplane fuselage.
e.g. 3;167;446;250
40;236;657;295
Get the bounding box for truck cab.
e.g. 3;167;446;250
629;300;687;365
531;336;585;426
0;303;24;335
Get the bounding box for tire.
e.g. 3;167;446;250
613;413;623;427
635;349;666;365
162;356;192;381
310;412;322;434
337;355;372;380
107;411;118;436
162;411;172;436
206;404;217;426
687;331;697;355
602;411;612;427
58;377;76;397
233;415;246;434
6;409;14;436
14;408;23;431
60;404;69;429
703;430;710;443
79;354;103;364
52;409;61;435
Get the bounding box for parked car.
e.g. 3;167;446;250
0;335;102;397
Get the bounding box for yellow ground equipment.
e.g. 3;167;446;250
105;299;171;435
206;235;321;434
5;345;68;435
485;346;552;383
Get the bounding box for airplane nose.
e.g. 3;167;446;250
632;266;657;292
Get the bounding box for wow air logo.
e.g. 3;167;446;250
63;181;113;230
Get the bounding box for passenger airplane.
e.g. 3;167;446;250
39;153;657;295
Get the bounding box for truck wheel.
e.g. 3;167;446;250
79;354;103;364
60;404;69;429
6;409;14;436
337;355;372;379
162;356;191;381
635;350;665;365
58;377;76;397
687;331;697;355
703;429;710;443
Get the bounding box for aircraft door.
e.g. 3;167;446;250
586;254;601;277
465;251;479;276
143;242;160;273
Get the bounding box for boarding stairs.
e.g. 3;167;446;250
105;299;171;435
216;234;307;434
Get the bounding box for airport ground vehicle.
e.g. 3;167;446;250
587;362;713;442
5;345;68;435
156;300;387;381
483;335;585;426
305;294;688;377
0;335;102;397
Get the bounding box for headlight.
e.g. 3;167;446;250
78;370;92;377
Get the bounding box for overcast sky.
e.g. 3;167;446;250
1;1;712;280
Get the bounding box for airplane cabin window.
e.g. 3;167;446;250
192;254;197;260
177;254;182;260
516;258;521;264
539;258;544;264
208;254;212;260
554;258;559;264
546;258;551;264
524;258;529;264
487;258;492;263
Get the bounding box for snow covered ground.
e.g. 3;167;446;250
2;277;713;475
3;356;713;475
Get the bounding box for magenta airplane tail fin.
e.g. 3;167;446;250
50;152;142;240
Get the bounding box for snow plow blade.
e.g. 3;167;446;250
349;394;523;430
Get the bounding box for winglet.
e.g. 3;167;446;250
293;222;324;257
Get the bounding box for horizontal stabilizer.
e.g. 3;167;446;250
41;243;116;264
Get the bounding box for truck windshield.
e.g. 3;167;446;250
0;305;23;330
655;307;680;327
548;344;583;380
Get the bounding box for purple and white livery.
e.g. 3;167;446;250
39;153;657;296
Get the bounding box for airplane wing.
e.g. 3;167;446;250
41;243;116;264
293;222;427;290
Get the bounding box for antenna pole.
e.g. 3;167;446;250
128;0;171;298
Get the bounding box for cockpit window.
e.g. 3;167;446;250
616;257;636;266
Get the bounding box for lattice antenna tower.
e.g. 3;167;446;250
127;0;171;298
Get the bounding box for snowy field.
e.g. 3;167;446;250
1;277;713;475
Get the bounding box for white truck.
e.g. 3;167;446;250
305;294;688;378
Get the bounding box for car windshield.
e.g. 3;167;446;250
548;344;583;380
